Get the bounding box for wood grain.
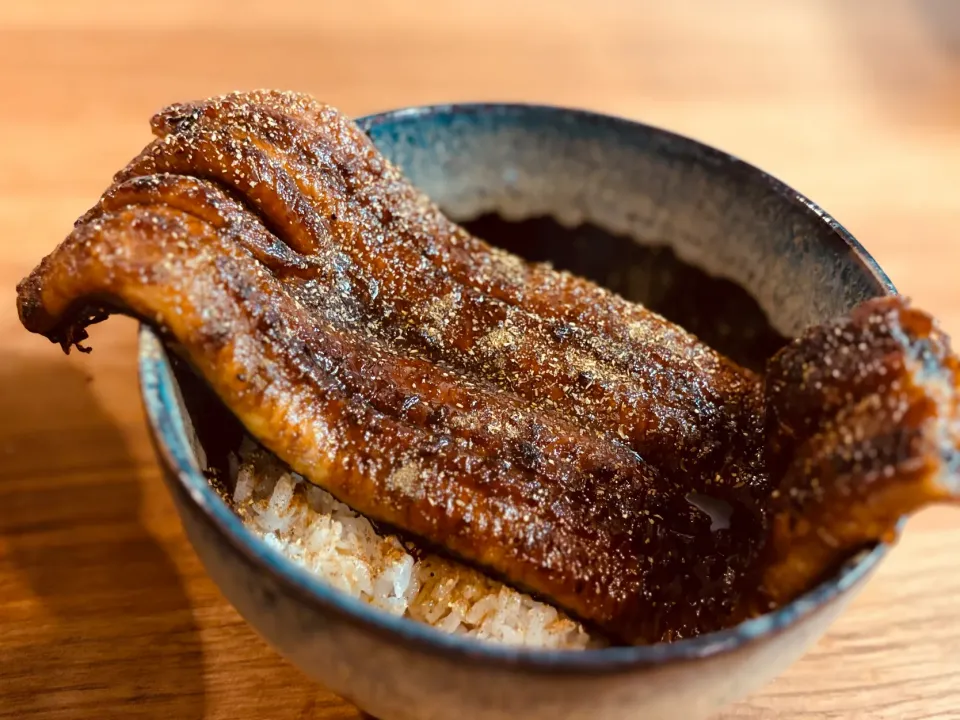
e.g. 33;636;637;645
1;1;958;717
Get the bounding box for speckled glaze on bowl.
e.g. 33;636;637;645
138;103;897;720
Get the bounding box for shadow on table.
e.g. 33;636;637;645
0;353;205;718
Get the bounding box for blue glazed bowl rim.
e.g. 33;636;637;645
138;102;897;673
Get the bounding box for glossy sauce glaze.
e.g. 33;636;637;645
16;91;960;645
462;214;789;372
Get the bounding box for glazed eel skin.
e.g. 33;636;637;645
16;91;960;644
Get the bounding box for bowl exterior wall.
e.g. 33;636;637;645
164;464;870;720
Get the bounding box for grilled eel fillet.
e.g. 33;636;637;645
16;91;960;644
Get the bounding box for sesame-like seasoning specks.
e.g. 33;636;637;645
18;91;960;647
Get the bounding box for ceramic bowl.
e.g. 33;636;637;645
138;103;896;720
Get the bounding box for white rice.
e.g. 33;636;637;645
229;439;596;650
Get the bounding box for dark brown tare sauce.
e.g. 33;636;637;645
17;91;960;647
462;214;789;372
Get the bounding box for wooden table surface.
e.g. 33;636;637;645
2;1;959;717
